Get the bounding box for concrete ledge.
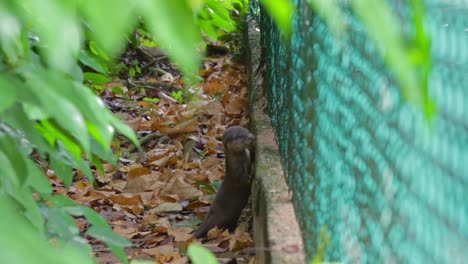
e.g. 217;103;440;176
244;16;306;264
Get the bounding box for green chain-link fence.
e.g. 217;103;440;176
252;0;467;263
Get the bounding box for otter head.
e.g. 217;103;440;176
223;126;254;154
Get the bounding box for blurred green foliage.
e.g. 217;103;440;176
0;0;434;262
187;243;218;264
195;0;247;41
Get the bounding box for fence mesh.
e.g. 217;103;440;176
252;0;468;262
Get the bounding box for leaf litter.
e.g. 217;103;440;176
52;45;256;263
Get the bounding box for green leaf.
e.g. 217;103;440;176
187;243;218;264
26;159;52;195
142;97;160;103
23;69;90;157
107;244;129;264
87;223;131;264
1;105;51;154
110;116;139;148
84;72;110;85
0;75;20;113
76;158;95;183
69;62;84;83
67;83;116;149
49;194;78;207
205;0;236;32
88;41;110;62
200;20;219;41
79;50;108;74
36;120;83;159
17;187;45;234
195;179;217;193
44;207;81;241
112;86;125;95
50;156;73;187
0;149;19;192
0;134;28;185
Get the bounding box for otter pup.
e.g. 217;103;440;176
193;126;254;238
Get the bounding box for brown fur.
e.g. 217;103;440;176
193;126;254;238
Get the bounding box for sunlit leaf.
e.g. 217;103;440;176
84;72;110;85
187;243;218;264
260;0;295;36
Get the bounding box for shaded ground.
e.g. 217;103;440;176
50;44;256;263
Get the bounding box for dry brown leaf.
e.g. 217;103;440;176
200;156;224;182
69;181;107;203
160;194;179;203
119;163;143;172
142;245;176;256
95;170;112;183
113;220;139;239
107;179;127;190
152;202;183;213
202;242;228;253
205;136;223;156
123;176;148;193
228;225;253;251
184;200;208;210
224;96;249;116
157;252;183;264
102;164;116;173
123;117;141;132
201;101;224;116
108;193;141;206
167;226;193;242
137;193;153;207
207;227;224;239
127;167;152;180
248;256;258;264
124;173;162;194
180;108;199;119
147;147;174;161
155;116;199;135
170;256;189;264
142;213;159;225
167;176;203;201
202;80;225;95
150;154;172;167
